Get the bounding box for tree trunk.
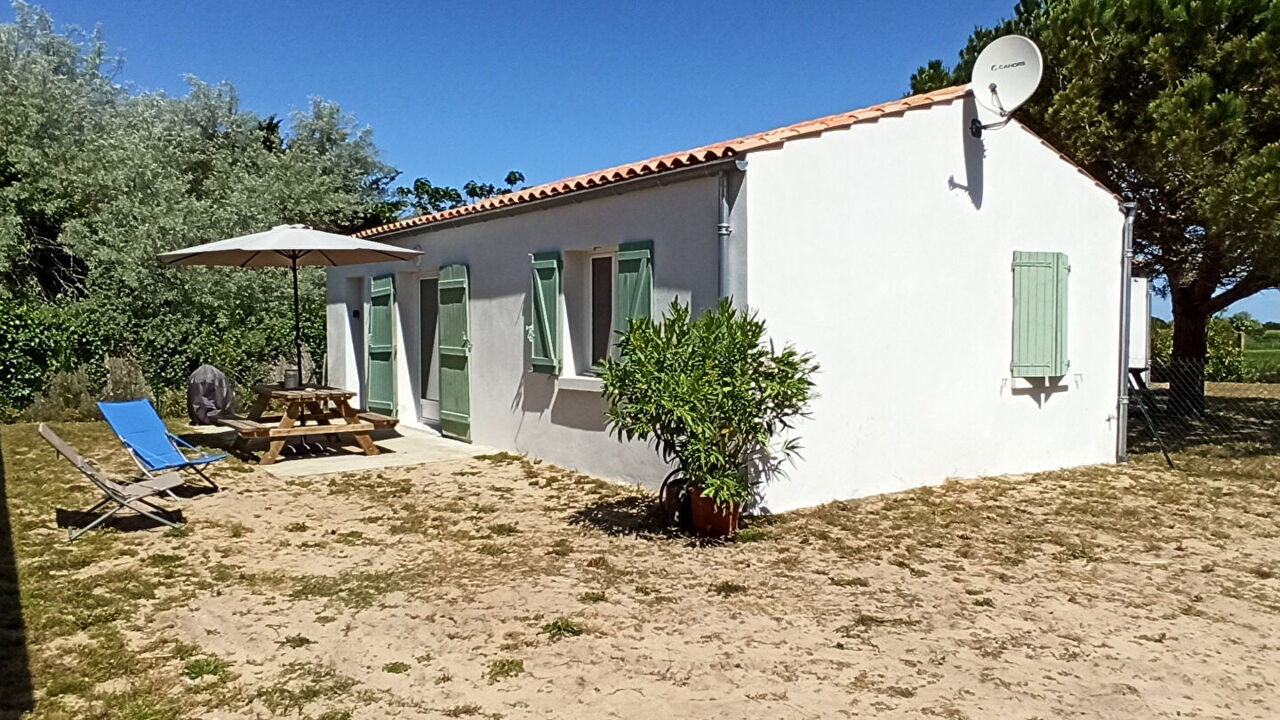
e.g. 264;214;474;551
1169;302;1209;416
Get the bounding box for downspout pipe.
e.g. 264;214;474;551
1117;200;1138;463
717;170;731;300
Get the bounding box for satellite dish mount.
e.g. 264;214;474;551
968;35;1044;138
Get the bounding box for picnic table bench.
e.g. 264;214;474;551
219;384;398;465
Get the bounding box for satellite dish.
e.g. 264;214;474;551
969;35;1043;136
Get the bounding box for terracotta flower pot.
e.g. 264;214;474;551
688;490;740;537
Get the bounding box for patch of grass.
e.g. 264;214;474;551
226;521;252;538
836;613;920;637
277;634;315;649
710;581;748;597
488;522;520;537
578;590;607;603
284;522;310;533
315;711;353;720
585;555;614;571
333;531;365;545
476;542;506;556
1053;537;1100;562
734;526;771;543
164;524;192;538
144;553;183;568
255;662;360;715
290;569;405;609
541;617;586;641
382;661;411;674
973;597;995;608
885;685;917;698
183;655;232;681
889;557;931;577
829;576;870;588
42;672;91;697
443;704;484;717
476;451;526;466
547;539;573;556
208;563;237;585
95;685;182;720
486;657;525;684
315;615;337;625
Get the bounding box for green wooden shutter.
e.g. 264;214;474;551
1011;251;1069;378
367;275;396;415
615;240;653;333
437;264;471;442
527;251;561;374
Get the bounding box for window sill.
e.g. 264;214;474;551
557;375;604;393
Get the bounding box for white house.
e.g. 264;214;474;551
325;84;1128;513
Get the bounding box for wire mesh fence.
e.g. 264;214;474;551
1127;358;1280;464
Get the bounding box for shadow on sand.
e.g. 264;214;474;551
0;426;34;718
568;495;711;544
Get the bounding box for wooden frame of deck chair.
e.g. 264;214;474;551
97;399;225;490
38;423;186;541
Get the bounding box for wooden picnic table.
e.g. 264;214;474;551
218;384;398;465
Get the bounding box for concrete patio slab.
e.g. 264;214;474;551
183;423;494;477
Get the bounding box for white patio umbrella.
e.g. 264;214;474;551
158;224;421;379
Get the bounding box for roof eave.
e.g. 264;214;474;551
364;156;747;240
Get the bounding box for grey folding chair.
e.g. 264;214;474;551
38;423;186;541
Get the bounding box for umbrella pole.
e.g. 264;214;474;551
291;255;303;381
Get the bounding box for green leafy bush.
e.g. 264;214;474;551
22;368;98;422
1150;316;1248;382
0;301;69;413
601;299;818;510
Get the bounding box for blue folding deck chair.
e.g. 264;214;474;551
98;399;225;490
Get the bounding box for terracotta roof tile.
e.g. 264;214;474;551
355;85;970;238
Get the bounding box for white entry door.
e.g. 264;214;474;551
418;276;441;424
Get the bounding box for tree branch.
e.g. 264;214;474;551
1206;274;1271;315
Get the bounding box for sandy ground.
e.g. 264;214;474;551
5;423;1280;719
71;452;1279;719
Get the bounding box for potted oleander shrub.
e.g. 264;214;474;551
600;299;818;536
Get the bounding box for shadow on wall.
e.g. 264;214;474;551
0;427;35;719
517;373;555;415
514;371;608;433
1011;376;1069;408
550;390;608;432
948;95;985;210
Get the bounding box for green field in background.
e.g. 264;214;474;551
1244;348;1280;370
1244;330;1280;351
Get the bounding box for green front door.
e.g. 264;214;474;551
366;275;396;415
437;264;471;442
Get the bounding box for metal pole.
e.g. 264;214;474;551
1117;201;1137;462
291;255;303;379
717;171;731;301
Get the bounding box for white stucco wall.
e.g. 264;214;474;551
745;96;1126;512
326;176;722;489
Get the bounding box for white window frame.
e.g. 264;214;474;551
416;270;440;425
583;249;617;374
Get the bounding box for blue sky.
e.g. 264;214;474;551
28;0;1280;319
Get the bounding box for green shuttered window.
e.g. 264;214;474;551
614;240;654;331
528;251;562;374
1011;251;1069;378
